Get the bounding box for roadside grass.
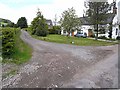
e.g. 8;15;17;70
0;29;2;63
30;34;118;46
2;69;18;79
3;30;32;65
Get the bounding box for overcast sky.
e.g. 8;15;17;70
0;0;119;25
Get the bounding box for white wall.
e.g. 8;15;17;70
61;28;68;35
61;29;78;36
105;25;120;39
61;25;93;36
118;1;120;24
81;25;94;36
112;25;119;39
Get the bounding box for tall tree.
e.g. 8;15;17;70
17;17;28;28
85;1;109;40
53;14;57;26
60;7;81;36
31;8;48;37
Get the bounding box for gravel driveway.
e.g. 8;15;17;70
2;30;118;88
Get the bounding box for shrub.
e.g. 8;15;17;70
98;36;107;39
116;36;120;40
2;28;16;58
48;28;57;34
51;26;61;34
35;28;48;37
30;9;48;37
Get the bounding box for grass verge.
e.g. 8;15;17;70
30;34;118;46
2;69;18;79
3;30;32;65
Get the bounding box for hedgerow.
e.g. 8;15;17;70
2;28;18;59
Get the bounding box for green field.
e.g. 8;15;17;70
31;34;118;46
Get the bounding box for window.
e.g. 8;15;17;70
63;30;66;33
116;28;118;35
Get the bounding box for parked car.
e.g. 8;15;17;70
75;32;87;38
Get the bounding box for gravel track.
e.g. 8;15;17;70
2;30;118;88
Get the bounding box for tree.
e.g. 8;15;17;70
85;0;109;40
53;14;57;26
17;17;28;28
53;26;61;34
31;8;48;37
60;7;81;36
7;22;15;27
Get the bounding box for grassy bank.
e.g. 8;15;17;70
3;29;32;65
30;34;118;46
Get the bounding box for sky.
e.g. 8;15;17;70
0;0;119;25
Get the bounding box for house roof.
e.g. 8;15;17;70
46;19;53;26
80;13;116;25
80;17;92;25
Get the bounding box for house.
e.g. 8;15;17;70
79;17;94;37
61;0;120;39
0;22;8;27
46;19;53;29
79;13;119;39
0;18;13;27
61;27;78;36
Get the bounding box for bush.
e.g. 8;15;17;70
48;28;57;34
98;36;107;39
35;29;48;37
30;10;48;37
116;36;120;40
2;28;16;58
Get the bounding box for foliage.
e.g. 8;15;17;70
98;36;107;39
49;26;61;34
6;22;15;27
17;17;28;29
31;9;48;37
12;30;32;64
0;18;14;27
2;28;32;65
116;36;120;40
60;7;81;36
85;1;109;40
2;28;16;58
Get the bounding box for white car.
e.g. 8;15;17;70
75;32;87;38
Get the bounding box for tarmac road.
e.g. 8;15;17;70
2;30;119;88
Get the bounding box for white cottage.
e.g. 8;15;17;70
61;0;120;39
61;17;94;37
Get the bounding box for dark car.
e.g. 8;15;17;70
75;32;87;38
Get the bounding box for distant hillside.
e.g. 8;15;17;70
0;18;14;27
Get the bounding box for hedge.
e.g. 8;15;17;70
2;28;18;59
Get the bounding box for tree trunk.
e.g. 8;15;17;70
72;31;74;37
95;6;99;40
67;30;70;37
95;24;99;40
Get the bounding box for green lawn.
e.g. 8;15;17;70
31;34;118;46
